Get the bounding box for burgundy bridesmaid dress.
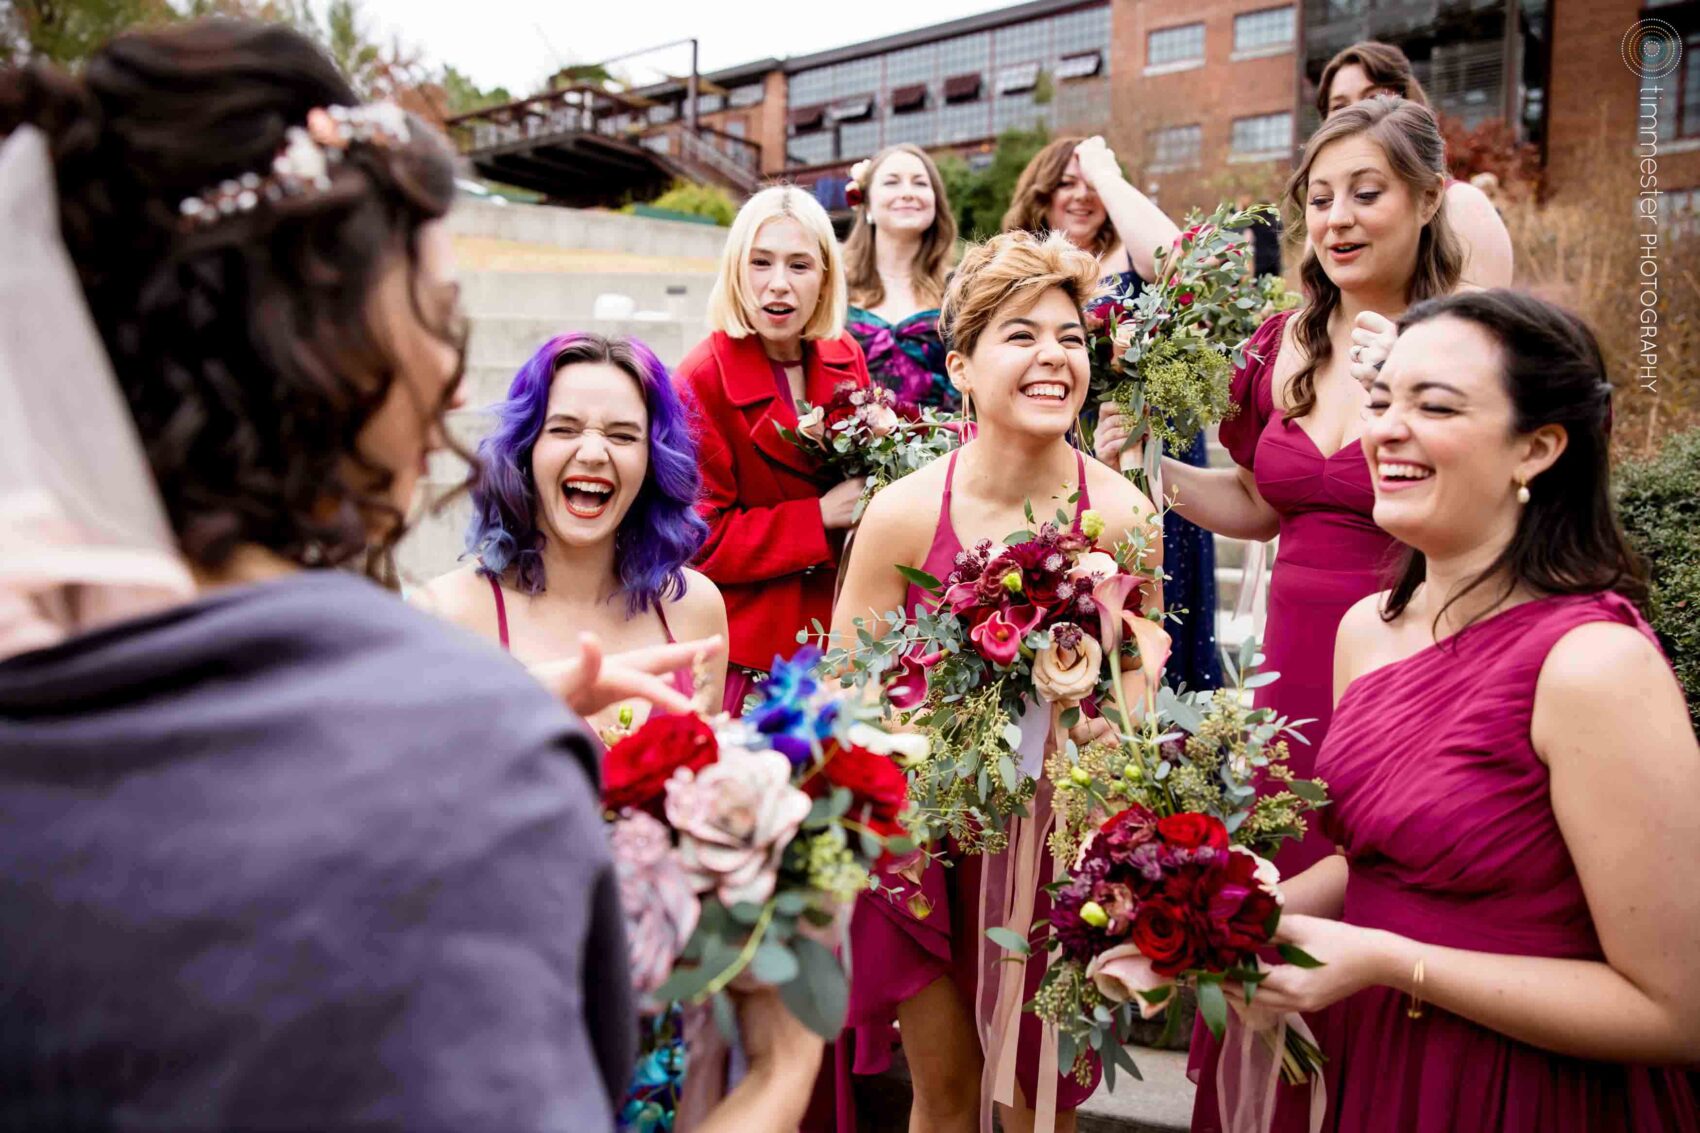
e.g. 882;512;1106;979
1308;592;1696;1132
1190;310;1402;1131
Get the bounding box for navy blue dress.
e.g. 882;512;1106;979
1099;269;1222;693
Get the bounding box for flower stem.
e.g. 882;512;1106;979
696;900;777;1001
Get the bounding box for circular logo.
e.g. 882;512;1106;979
1622;19;1684;79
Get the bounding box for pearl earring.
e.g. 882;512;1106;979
1516;478;1531;505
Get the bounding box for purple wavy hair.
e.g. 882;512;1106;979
466;333;707;615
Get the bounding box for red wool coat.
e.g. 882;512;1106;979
674;330;871;673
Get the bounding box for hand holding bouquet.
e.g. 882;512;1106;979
600;648;920;1041
812;504;1168;853
1005;637;1330;1093
1084;203;1297;488
783;382;965;523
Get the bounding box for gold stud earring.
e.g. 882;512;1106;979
1516;478;1531;505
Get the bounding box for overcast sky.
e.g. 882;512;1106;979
356;0;1009;95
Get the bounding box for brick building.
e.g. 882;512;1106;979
459;0;1700;229
1544;0;1699;223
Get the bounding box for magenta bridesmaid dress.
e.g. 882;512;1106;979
1307;591;1696;1131
1214;309;1402;877
813;450;1100;1132
1190;309;1402;1131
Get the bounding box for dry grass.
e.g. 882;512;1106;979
1498;134;1700;461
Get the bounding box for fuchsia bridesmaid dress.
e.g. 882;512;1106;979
1308;592;1696;1132
1191;309;1402;1131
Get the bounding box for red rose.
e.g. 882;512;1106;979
1131;900;1199;977
602;713;719;815
1157;812;1228;851
817;743;908;840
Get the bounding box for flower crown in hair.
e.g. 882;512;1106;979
845;158;871;208
177;102;411;227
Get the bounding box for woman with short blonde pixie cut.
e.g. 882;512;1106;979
676;184;871;714
832;230;1164;1133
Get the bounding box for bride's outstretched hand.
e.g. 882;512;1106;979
530;632;723;718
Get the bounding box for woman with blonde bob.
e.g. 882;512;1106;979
676;184;872;712
833;230;1164;1133
841;143;960;410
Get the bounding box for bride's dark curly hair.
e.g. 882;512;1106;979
0;18;466;582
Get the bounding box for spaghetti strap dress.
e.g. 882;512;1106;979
833;448;1102;1130
1307;592;1696;1132
485;575;693;699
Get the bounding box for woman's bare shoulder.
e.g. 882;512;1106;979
409;563;497;636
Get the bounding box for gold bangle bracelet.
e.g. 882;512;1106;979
1406;957;1426;1020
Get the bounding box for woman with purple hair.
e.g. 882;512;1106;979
414;332;728;732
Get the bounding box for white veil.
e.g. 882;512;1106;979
0;125;195;660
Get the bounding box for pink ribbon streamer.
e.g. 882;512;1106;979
1217;1001;1326;1133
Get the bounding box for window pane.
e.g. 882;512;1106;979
1233;7;1294;53
1149;124;1202;167
1149;23;1206;67
1231;111;1292;155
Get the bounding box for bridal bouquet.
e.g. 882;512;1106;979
600;648;920;1041
1083;202;1296;484
1004;637;1329;1090
809;506;1167;852
783;381;965;521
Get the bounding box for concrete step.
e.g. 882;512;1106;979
466;313;708;372
458;269;717;321
448;198;732;260
856;1046;1192;1133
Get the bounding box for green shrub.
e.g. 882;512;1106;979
933;127;1051;241
1615;427;1700;730
634;179;737;226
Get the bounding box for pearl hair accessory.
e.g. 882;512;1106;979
177;102;411;228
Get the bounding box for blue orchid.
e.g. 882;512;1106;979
747;648;839;766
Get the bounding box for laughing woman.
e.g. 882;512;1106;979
834;230;1163;1133
675;186;871;713
1254;290;1698;1133
414;332;727;733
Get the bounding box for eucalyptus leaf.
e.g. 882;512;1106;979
750;941;801;985
1243;670;1281;689
1001;723;1023;751
998;754;1018;793
777;937;848;1038
728;901;765;926
774;891;810;916
984;926;1031;955
1288;779;1329;804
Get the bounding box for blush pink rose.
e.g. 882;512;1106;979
664;750;812;907
1085;942;1170;1018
